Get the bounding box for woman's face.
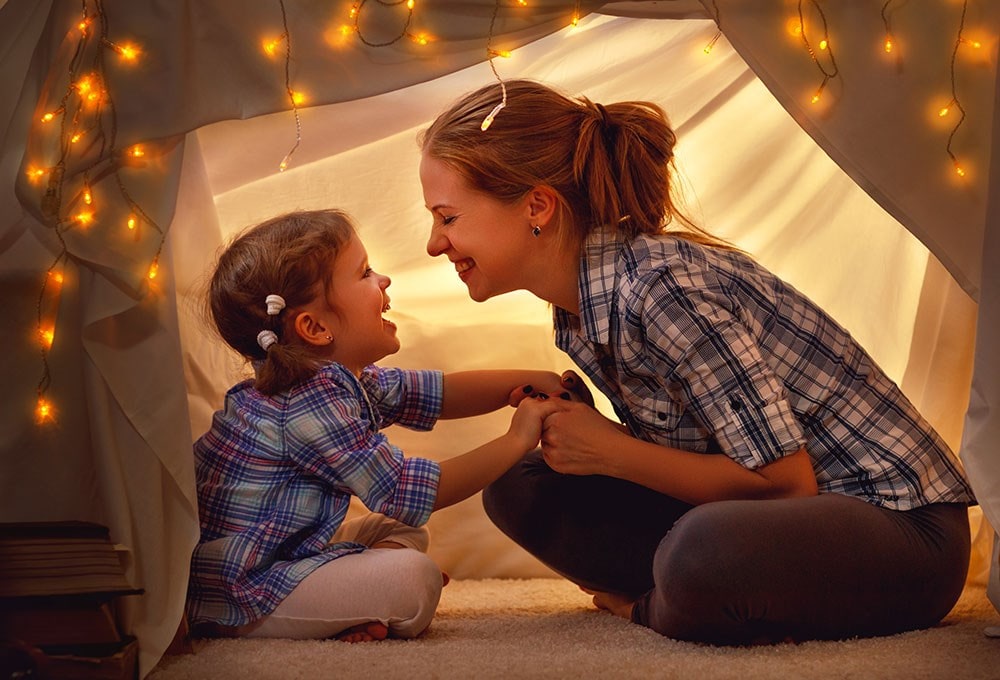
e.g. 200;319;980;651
419;153;534;303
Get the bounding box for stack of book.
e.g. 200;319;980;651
0;521;143;679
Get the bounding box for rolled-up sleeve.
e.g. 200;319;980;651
361;366;443;431
638;268;806;469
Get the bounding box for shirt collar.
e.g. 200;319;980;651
555;230;624;346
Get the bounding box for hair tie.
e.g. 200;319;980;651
257;330;278;352
594;103;610;127
265;294;286;316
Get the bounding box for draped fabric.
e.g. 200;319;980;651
0;1;996;675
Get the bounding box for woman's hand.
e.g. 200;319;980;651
507;369;594;407
539;401;628;476
507;394;564;451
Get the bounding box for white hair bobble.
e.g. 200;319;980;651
256;294;286;353
265;294;286;316
257;330;278;352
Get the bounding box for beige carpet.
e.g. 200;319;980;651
150;579;1000;679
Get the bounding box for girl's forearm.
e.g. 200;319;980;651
432;432;530;509
439;370;559;419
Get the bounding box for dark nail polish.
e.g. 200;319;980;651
560;392;571;400
523;385;534;393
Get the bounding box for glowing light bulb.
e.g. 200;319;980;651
938;105;951;117
116;43;140;62
35;398;54;424
70;132;83;144
75;210;95;226
517;0;527;5
127;214;137;230
49;271;64;286
412;33;430;46
76;75;94;95
26;166;47;183
703;32;722;55
41;111;56;123
263;37;283;56
481;102;505;131
39;327;55;349
148;260;159;280
279;154;291;172
349;4;359;18
291;90;306;105
129;145;145;158
488;49;512;59
571;13;580;27
884;36;894;53
339;25;354;37
406;0;414;9
819;39;828;50
786;18;804;37
954;162;966;178
78;18;91;34
83;188;93;205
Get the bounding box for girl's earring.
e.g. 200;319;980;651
531;224;541;237
325;335;333;341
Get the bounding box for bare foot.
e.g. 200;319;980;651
591;590;637;621
336;622;389;643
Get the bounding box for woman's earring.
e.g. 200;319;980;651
531;224;541;237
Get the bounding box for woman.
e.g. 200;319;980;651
417;79;976;644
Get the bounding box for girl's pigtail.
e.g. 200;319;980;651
256;342;320;396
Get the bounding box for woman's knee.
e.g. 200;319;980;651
482;450;552;535
640;503;751;640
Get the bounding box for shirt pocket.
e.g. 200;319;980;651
632;392;683;437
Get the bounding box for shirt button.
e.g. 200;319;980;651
657;411;668;421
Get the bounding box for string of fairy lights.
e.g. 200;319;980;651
27;0;165;424
787;0;980;178
22;0;992;424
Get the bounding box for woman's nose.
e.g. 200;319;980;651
426;225;447;257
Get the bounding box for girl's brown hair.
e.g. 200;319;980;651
419;79;730;249
207;209;355;395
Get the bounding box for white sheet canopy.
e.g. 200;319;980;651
1;1;998;675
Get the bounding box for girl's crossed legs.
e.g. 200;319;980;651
246;514;444;641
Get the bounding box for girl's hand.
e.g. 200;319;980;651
507;394;565;451
540;402;628;476
507;369;594;407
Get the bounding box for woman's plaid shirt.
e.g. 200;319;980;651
554;232;975;510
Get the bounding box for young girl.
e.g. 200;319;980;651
186;208;570;642
418;79;976;644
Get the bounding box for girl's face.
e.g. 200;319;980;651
420;154;535;302
305;233;399;375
